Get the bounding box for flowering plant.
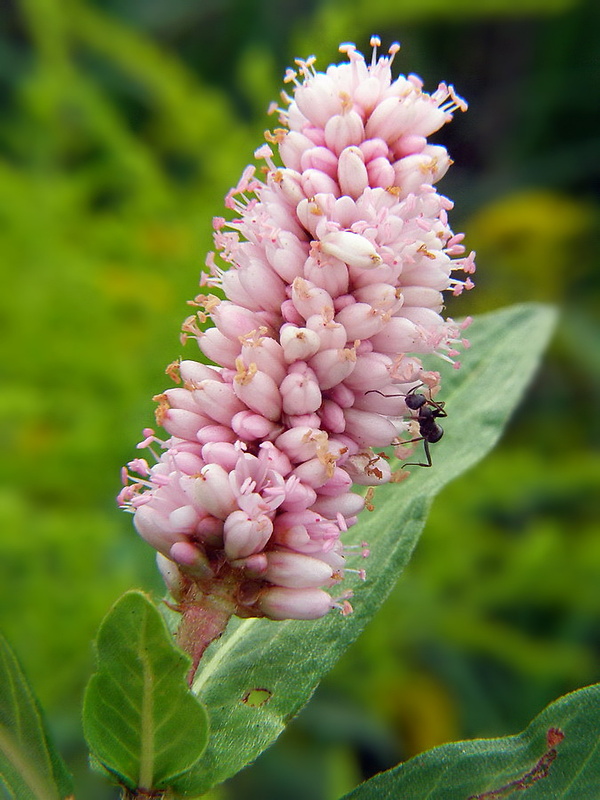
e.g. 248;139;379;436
0;38;579;800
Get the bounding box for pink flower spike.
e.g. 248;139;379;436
120;38;474;623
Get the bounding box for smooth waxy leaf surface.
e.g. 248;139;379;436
341;683;600;799
0;633;73;800
175;303;556;797
83;591;209;793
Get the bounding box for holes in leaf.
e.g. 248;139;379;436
242;688;272;708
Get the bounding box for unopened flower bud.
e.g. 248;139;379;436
280;325;322;363
337;146;369;198
256;586;333;620
260;550;334;589
320;231;382;270
223;510;274;559
186;464;237;520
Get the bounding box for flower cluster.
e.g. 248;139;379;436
119;38;474;622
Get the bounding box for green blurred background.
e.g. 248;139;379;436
1;0;599;797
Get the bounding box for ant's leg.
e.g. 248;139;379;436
365;382;426;399
365;389;401;398
394;436;426;455
402;438;433;468
428;398;447;418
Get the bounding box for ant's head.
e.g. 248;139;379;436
405;392;427;411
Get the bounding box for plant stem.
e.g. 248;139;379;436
175;581;236;685
122;788;166;799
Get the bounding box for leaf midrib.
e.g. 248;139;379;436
0;722;60;800
137;613;155;790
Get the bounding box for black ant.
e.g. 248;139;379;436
366;384;447;468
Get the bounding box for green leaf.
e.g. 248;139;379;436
0;633;73;800
172;303;556;797
340;682;600;799
83;590;209;793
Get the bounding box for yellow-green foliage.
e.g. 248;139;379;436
292;0;580;63
465;189;597;310
1;0;258;715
